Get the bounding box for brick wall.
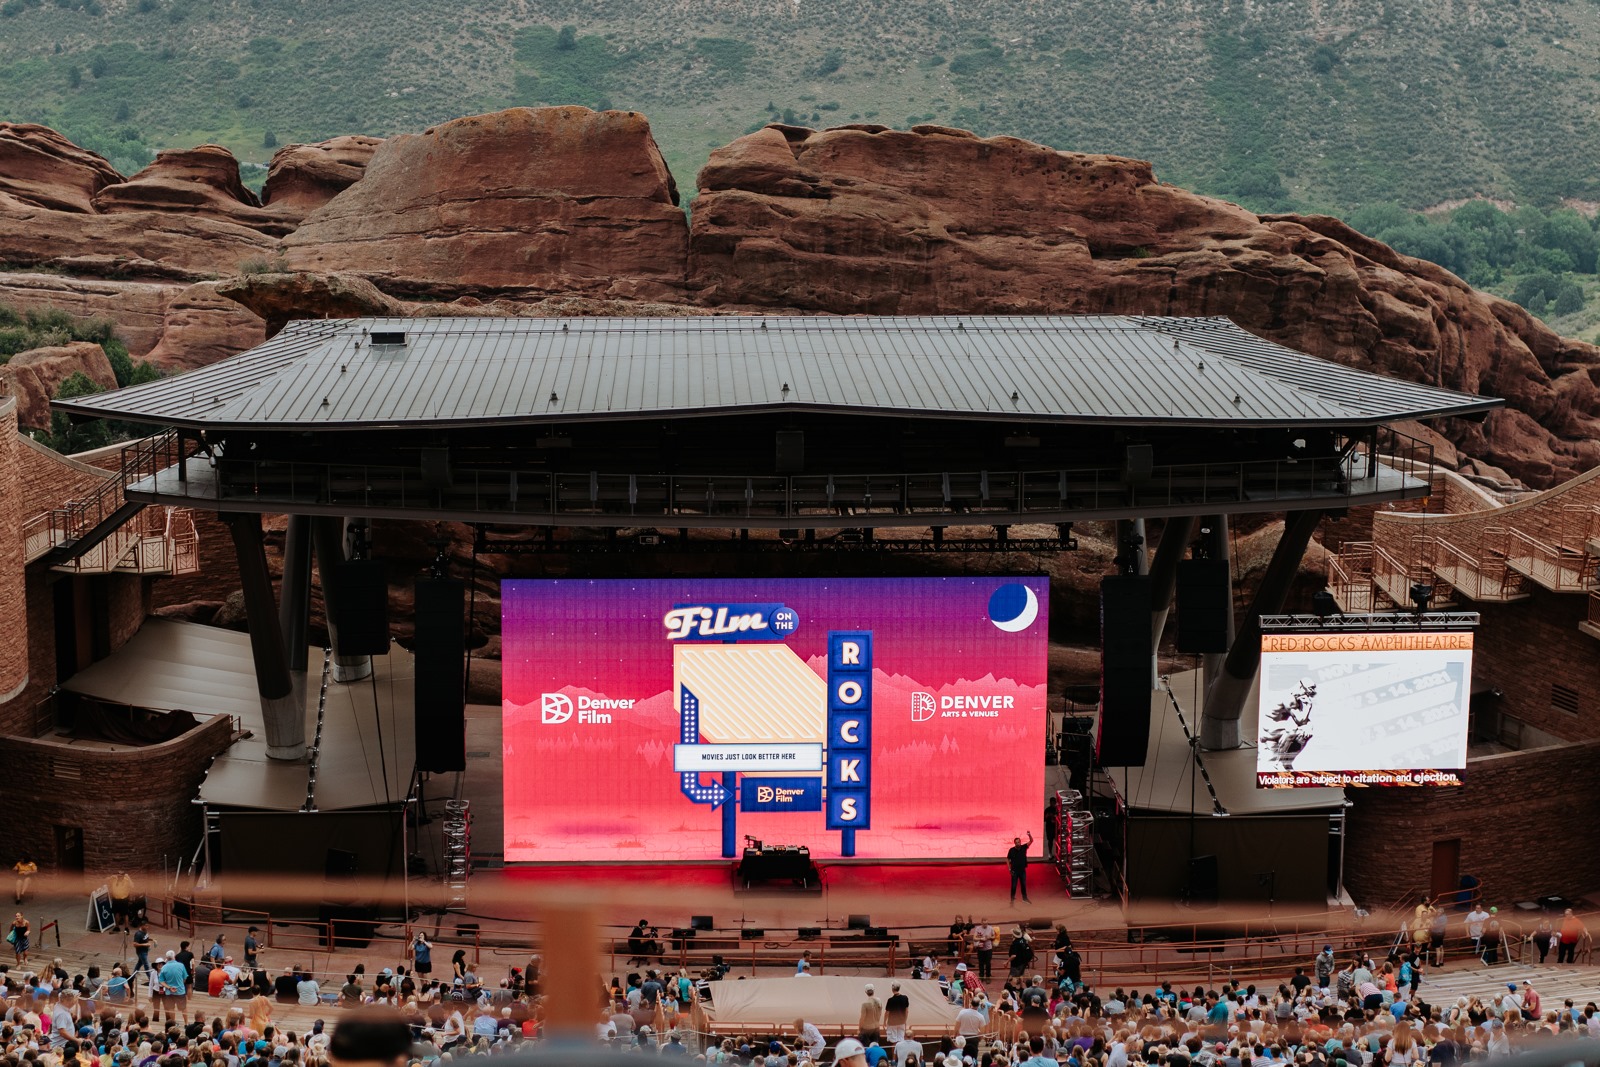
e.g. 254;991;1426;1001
1343;737;1600;907
0;713;234;872
0;400;28;705
1473;589;1600;741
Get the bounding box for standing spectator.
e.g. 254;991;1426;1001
1007;926;1033;979
1314;946;1335;990
6;911;27;964
1558;909;1587;965
971;919;996;981
1482;908;1503;965
157;951;189;1025
860;983;884;1044
1531;916;1555;963
1464;905;1490;955
1007;833;1034;904
12;855;36;904
108;872;134;932
885;982;910;1044
132;921;154;979
410;932;432;978
244;925;261;969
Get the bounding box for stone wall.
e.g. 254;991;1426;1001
0;398;28;707
0;712;234;872
1473;589;1600;742
1343;737;1600;907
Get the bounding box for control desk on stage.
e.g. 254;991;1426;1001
737;843;819;888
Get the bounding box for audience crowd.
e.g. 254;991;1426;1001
0;915;1594;1067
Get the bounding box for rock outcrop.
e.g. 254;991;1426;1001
3;108;1600;485
688;124;1600;484
93;145;295;237
281;107;689;300
261;135;383;216
0;341;117;429
0;272;264;372
0;123;123;213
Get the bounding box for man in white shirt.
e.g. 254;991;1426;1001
794;1017;826;1060
956;1001;985;1039
1499;985;1523;1019
1465;906;1490;951
894;1030;922;1067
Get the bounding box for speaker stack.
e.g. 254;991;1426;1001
1098;575;1153;767
413;577;466;773
1175;558;1231;653
329;560;390;655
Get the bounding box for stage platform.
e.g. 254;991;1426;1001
423;703;1120;935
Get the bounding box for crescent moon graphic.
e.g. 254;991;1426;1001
992;585;1039;632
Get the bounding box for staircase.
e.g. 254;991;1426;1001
20;431;199;576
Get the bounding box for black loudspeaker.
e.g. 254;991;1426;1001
797;927;821;940
414;576;466;773
1175;558;1232;654
420;447;453;488
1099;575;1153;767
847;914;870;929
330;560;390;655
690;915;714;931
324;848;360;881
1188;854;1220;905
775;430;805;473
740;928;765;940
319;904;379;948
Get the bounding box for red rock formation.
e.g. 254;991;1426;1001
0;273;264;372
92;145;294;237
261;135;383;216
0;122;123;213
688;124;1600;485
282;107;688;300
0;341;117;429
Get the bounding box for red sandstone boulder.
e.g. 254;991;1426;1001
688;124;1600;485
261;135;383;216
282;107;689;300
0;341;117;429
0;123;123;213
92;145;294;237
0;273;264;373
0;202;276;280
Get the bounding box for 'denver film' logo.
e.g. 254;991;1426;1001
540;693;636;724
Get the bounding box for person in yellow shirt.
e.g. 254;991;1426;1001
13;854;37;904
109;872;135;932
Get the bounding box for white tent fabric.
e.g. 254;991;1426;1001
706;975;959;1031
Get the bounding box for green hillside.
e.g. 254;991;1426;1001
4;0;1600;216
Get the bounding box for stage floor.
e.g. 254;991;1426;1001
421;704;1119;936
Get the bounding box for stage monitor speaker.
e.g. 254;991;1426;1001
797;927;821;940
330;560;390;656
1188;854;1220;906
690;915;714;931
864;926;889;939
414;576;466;773
846;913;871;930
1099;575;1153;767
670;928;695;940
1175;558;1232;654
740;928;765;940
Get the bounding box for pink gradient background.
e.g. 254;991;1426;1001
502;578;1048;863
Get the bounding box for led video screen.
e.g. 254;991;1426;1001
1256;630;1473;788
502;578;1048;862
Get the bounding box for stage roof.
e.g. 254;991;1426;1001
56;314;1501;431
63;618;413;812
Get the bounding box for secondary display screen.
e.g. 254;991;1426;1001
1256;630;1473;788
502;578;1048;862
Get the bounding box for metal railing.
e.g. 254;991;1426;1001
1503;527;1599;592
188;446;1424;524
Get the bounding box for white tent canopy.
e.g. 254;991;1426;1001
706;975;960;1032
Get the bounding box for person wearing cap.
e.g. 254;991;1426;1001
835;1038;870;1067
860;984;884;1044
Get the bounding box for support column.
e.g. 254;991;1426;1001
313;515;373;682
1200;509;1323;750
1199;515;1235;694
279;515;312;716
225;512;305;761
1148;515;1196;656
